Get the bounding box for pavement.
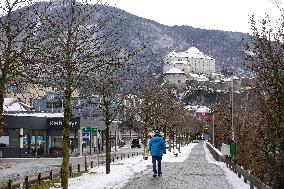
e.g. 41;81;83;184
123;143;232;189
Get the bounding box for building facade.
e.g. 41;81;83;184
163;47;215;76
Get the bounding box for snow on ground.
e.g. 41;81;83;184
50;143;197;189
203;142;250;189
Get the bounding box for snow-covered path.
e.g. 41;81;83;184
50;142;249;189
123;142;233;189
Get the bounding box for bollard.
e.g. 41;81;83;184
121;155;123;160
38;173;41;184
137;152;138;156
78;164;81;172
8;180;12;189
69;165;72;176
25;176;29;188
128;154;129;158
84;154;87;172
244;176;247;183
50;170;53;180
112;157;115;162
250;182;254;189
91;161;93;168
117;156;119;160
238;171;241;178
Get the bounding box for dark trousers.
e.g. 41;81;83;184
152;156;162;173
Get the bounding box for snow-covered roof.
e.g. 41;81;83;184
196;106;211;113
184;105;198;111
4;98;28;112
171;61;188;64
211;73;224;77
167;51;178;57
189;73;199;78
168;47;214;60
232;76;239;80
221;78;231;82
212;73;221;76
6;112;64;117
189;73;208;81
165;67;185;74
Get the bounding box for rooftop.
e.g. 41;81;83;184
167;47;214;60
165;67;185;74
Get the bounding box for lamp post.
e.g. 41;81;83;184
231;76;234;141
212;113;215;147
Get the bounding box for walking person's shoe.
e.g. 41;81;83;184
158;172;162;177
153;171;157;177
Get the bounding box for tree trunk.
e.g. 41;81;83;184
61;25;73;188
105;125;110;174
168;130;172;152
0;79;4;135
61;87;72;189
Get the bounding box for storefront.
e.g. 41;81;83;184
0;113;85;158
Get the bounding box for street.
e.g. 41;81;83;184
0;146;142;183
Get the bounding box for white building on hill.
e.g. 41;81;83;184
164;47;215;76
163;47;216;87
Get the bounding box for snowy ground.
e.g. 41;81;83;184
0;147;141;183
50;143;197;189
49;142;250;189
203;142;249;189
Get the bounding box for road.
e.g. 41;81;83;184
0;146;142;183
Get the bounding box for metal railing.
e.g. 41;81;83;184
206;142;271;189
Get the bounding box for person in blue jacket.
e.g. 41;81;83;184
149;130;166;177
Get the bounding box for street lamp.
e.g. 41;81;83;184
212;113;215;147
231;75;234;141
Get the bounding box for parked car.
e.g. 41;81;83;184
131;139;141;148
192;140;199;143
49;147;63;157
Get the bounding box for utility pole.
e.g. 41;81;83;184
212;113;215;147
231;76;234;141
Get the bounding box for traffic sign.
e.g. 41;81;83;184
82;132;90;140
82;127;97;133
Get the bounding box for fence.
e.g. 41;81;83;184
206;142;271;189
0;152;143;189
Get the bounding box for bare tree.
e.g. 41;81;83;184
79;42;143;174
30;0;127;187
243;11;284;187
0;0;40;136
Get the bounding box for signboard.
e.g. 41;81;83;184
48;118;80;130
221;143;230;155
82;127;97;133
82;132;90;140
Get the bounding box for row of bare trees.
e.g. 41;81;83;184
121;74;204;151
0;0;145;188
210;12;284;188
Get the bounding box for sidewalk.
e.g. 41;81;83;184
123;143;232;189
52;142;249;189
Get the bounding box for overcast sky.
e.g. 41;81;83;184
105;0;281;33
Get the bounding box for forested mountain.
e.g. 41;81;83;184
29;1;251;76
96;5;251;76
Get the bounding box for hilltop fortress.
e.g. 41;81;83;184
163;47;244;91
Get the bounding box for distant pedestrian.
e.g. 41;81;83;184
149;130;166;177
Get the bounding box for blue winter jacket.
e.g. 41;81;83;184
149;135;166;157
